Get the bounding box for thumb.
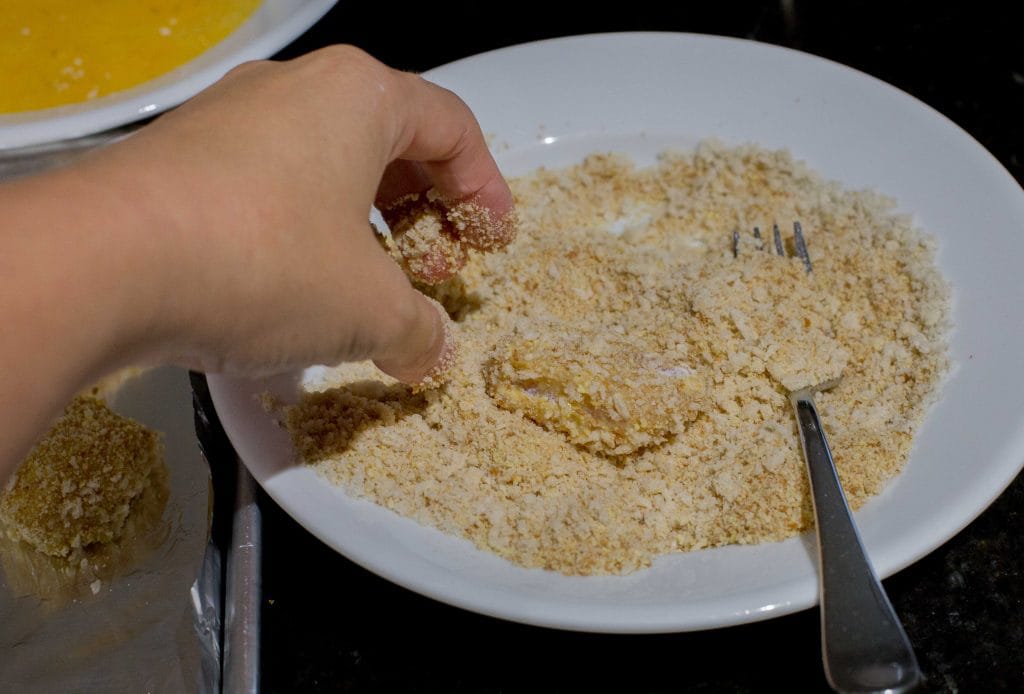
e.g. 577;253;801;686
371;289;454;386
301;224;456;386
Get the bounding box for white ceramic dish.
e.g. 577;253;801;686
0;0;337;151
207;33;1024;633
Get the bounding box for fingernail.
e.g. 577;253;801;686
412;296;457;391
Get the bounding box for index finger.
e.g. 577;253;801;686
380;72;516;249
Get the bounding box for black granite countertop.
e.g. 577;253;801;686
255;3;1024;691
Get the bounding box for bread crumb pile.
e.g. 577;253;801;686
0;395;163;557
283;142;951;575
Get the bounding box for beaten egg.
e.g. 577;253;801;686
0;0;261;113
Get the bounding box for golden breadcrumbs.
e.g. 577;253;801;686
380;187;518;285
484;326;708;456
381;191;468;284
283;142;951;575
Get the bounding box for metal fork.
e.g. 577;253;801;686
733;223;922;693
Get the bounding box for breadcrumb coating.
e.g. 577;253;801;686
410;296;458;393
380;188;518;284
0;396;162;557
484;326;707;456
446;199;518;251
381;192;468;284
283;142;951;575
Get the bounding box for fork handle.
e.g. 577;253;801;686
791;392;921;693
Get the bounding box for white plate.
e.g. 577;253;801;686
0;0;337;151
207;33;1024;633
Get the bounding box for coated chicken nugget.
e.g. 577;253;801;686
484;327;707;456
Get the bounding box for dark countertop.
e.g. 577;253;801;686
255;3;1024;691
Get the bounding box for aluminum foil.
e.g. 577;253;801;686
0;367;218;692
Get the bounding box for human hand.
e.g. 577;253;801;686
90;45;515;384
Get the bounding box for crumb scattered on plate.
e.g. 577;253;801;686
281;141;951;575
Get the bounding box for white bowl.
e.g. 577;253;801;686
0;0;337;151
208;33;1024;633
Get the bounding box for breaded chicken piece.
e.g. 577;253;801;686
0;396;162;557
484;327;707;456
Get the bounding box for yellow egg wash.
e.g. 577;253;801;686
0;1;262;113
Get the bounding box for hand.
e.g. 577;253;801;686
0;45;514;476
115;45;514;382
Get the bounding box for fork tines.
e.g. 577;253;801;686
732;222;813;274
792;222;812;273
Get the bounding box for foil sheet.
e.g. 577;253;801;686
0;367;219;692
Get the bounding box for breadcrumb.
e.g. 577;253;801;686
411;296;458;392
381;192;467;284
380;188;518;284
446;198;518;251
0;395;163;557
282;142;951;575
484;326;707;456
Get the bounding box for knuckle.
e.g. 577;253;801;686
308;44;380;77
223;58;270;79
305;45;397;109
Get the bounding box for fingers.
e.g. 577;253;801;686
370;291;455;386
372;294;456;388
386;73;512;212
375;159;430;206
376;71;517;284
379;191;469;284
334;229;456;385
377;170;517;284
